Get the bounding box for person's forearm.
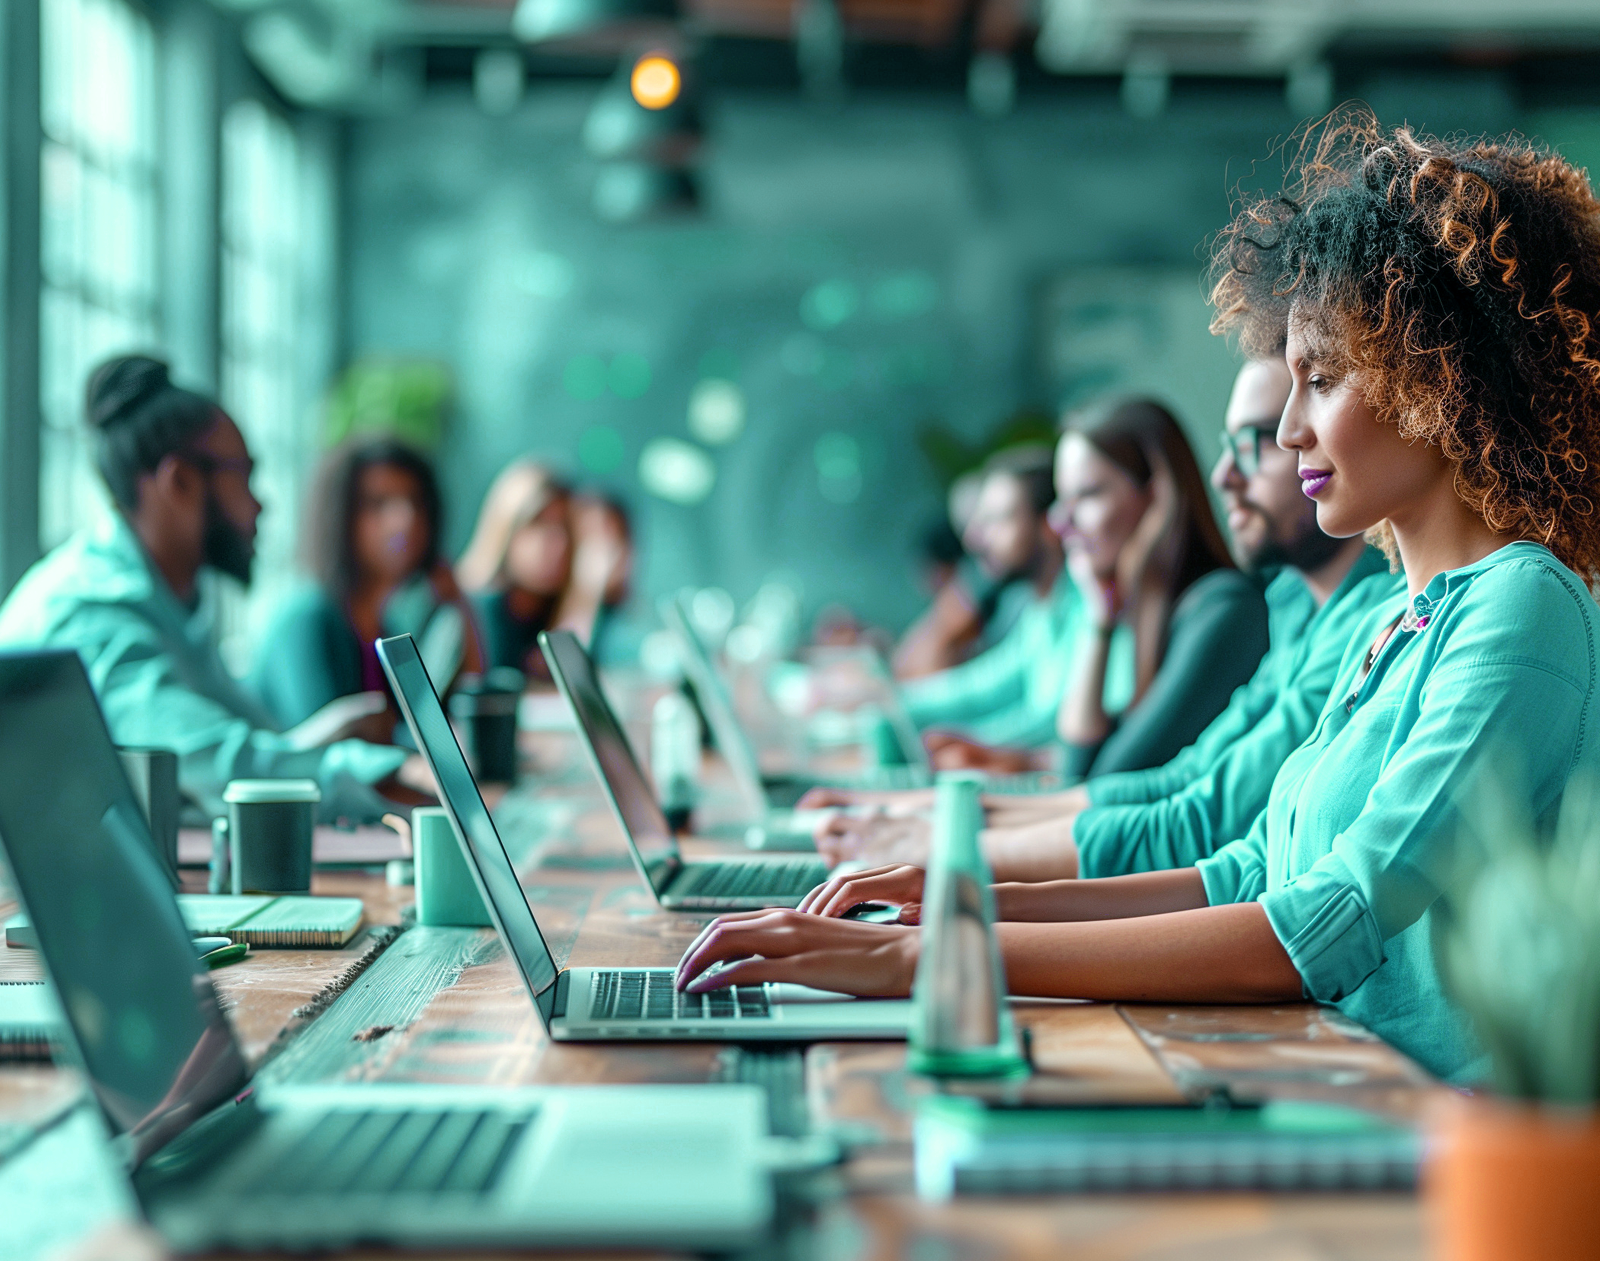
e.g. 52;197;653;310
1058;627;1115;745
984;786;1089;829
552;586;605;644
982;817;1082;882
996;901;1302;1003
994;866;1207;920
893;586;982;679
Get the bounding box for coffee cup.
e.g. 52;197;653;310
412;806;491;927
117;746;180;886
221;779;320;895
449;669;523;784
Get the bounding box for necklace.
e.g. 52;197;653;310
1399;605;1431;633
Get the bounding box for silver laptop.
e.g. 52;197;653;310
662;594;931;827
539;628;832;908
378;634;911;1041
0;651;772;1252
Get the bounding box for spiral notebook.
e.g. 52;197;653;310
913;1096;1421;1199
6;894;364;950
0;981;58;1060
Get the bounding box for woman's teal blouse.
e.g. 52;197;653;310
1197;542;1600;1081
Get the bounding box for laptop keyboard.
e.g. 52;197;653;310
246;1108;534;1197
589;970;770;1021
675;860;828;899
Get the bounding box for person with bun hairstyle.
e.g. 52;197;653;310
672;116;1600;1081
0;356;433;821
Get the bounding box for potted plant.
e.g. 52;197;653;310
1430;774;1600;1260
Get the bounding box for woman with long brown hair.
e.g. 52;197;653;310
457;460;630;677
672;115;1600;1081
253;436;482;736
1052;397;1268;777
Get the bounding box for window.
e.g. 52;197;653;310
39;0;160;550
220;99;307;667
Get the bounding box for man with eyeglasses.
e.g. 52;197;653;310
811;352;1404;881
0;355;433;824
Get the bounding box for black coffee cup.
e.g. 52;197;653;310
117;746;180;886
221;779;320;894
449;669;523;784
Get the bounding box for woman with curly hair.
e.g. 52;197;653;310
670;113;1600;1081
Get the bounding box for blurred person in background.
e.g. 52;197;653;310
573;490;641;665
924;401;1267;776
457;460;629;677
252;436;483;737
1052;397;1268;778
813;357;1397;879
892;471;1032;680
897;446;1124;767
0;356;432;822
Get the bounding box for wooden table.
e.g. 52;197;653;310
0;706;1440;1260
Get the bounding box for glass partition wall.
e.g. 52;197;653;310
39;0;159;551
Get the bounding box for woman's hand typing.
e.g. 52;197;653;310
673;910;918;996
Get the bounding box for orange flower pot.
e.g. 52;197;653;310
1426;1096;1600;1261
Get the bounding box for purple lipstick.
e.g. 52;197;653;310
1300;467;1333;498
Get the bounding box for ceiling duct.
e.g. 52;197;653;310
512;0;679;52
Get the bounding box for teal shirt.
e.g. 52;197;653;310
1060;568;1270;779
1086;567;1317;806
0;515;407;823
252;578;466;729
1197;542;1599;1080
901;575;1134;748
1077;549;1403;874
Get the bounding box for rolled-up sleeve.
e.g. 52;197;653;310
1196;816;1270;906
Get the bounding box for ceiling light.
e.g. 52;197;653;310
631;55;680;109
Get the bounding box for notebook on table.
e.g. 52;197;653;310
914;1095;1421;1200
0;982;58;1060
7;895;365;950
0;648;774;1253
173;895;364;946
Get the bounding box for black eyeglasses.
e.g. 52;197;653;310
1217;425;1279;477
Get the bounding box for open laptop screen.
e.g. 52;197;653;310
538;630;678;892
659;596;766;814
376;635;560;1019
0;652;247;1166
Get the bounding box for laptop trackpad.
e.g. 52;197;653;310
765;983;856;1003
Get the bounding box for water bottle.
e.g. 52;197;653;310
907;773;1029;1079
651;689;701;832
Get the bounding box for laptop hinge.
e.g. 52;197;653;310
550;969;572;1020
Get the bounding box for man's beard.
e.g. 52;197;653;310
202;492;255;585
1237;502;1346;577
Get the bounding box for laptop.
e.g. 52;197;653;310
0;650;772;1252
662;595;931;831
378;633;911;1041
666;602;1065;814
538;628;833;908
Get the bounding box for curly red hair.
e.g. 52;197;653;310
1210;110;1600;580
